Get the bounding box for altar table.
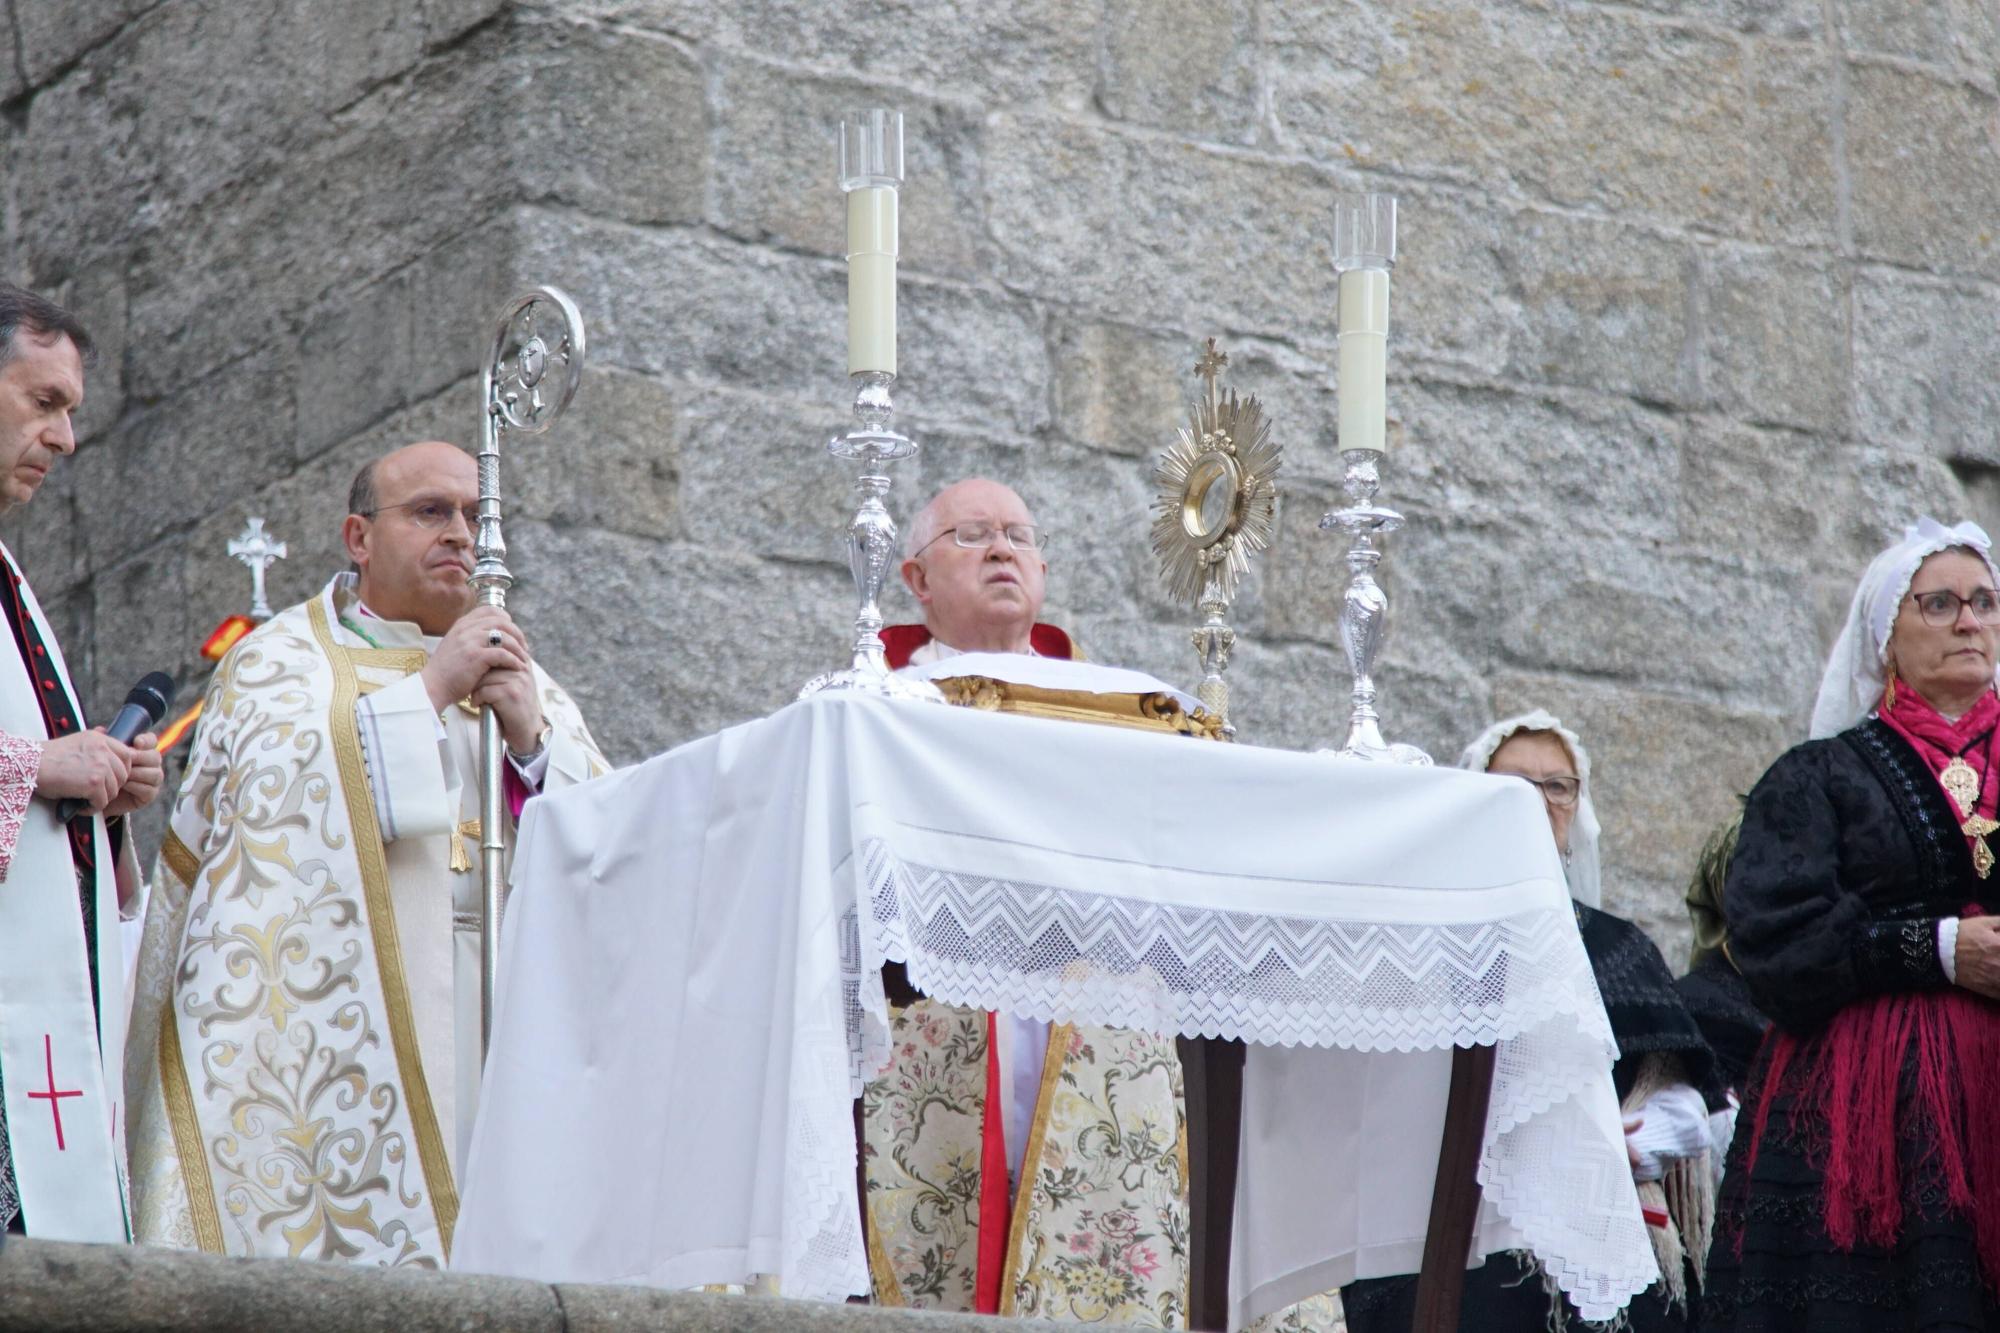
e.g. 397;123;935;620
451;692;1655;1328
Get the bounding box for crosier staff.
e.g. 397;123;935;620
474;288;586;1063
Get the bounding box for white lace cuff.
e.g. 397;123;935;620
1940;916;1961;983
0;730;43;881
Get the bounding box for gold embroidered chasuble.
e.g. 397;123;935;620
124;578;606;1263
863;1003;1191;1325
861;662;1195;1327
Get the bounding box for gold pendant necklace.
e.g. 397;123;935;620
1939;756;1998;879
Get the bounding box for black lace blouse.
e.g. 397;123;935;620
1723;720;1998;1033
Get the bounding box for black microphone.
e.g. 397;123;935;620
57;671;176;822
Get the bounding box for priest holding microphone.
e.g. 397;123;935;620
0;285;164;1241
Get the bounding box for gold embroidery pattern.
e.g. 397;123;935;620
312;598;460;1250
146;604;439;1263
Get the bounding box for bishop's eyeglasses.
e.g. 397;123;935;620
1909;587;2000;628
912;523;1050;557
362;498;483;531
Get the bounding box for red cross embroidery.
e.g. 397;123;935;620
26;1034;82;1151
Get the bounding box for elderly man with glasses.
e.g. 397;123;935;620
127;440;607;1265
882;477;1068;666
856;477;1194;1324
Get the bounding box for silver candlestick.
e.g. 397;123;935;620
799;375;942;701
799;108;942;704
1323;193;1430;765
475;286;586;1063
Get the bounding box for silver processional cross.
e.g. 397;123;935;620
227;518;287;621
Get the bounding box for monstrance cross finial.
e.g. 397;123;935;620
1193;337;1229;415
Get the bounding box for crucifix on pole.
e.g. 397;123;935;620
227;517;288;621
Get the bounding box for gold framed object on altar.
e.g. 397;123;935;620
933;675;1226;742
1149;340;1279;609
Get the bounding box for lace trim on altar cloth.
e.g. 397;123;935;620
852;837;1615;1053
838;838;1657;1324
0;731;43;883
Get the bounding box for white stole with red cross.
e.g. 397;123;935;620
0;541;128;1241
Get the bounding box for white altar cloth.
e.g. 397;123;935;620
451;693;1654;1326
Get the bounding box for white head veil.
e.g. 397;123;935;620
1460;710;1603;909
1809;517;2000;740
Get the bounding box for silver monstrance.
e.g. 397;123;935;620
474;287;586;1062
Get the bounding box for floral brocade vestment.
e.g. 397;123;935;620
123;582;605;1264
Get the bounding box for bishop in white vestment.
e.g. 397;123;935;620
126;441;607;1265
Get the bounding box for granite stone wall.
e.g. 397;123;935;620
5;0;1998;954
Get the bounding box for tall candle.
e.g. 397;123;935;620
1336;268;1389;455
847;185;898;376
839;110;904;379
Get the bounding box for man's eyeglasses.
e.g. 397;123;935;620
1909;587;2000;628
912;522;1050;558
361;499;482;532
1492;771;1583;809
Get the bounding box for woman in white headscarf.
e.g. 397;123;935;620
1340;712;1726;1333
1706;518;2000;1331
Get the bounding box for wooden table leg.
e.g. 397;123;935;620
1410;1042;1498;1333
1180;1035;1245;1333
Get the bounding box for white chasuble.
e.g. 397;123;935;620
125;577;606;1263
0;541;129;1242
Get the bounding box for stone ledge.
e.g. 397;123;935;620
0;1238;1043;1333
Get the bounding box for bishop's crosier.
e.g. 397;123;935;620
127;440;609;1265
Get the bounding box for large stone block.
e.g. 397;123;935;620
18;0;454;265
667;384;842;563
984;113;1344;336
70;344;299;580
91;536;194;723
1496;537;1823;710
1491;671;1791;945
710;54;992;281
519;209;837;398
421;0;511;47
1848;62;2000;278
4;461;84;601
507;366;682;541
1097;0;1260;142
519;211;1050;438
575;0;1101;110
1836;0;2000;71
1596;0;1820;38
1266;3;1836;245
512;16;707;227
12;0;147;90
121;29;514;399
295;219;520;463
1677;419;1848;563
1699;247;1849;433
36;261;130;447
1050;323;1342;477
1377;379;1683;548
1852;267;2000;466
1502;209;1696;408
506;523;851;762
